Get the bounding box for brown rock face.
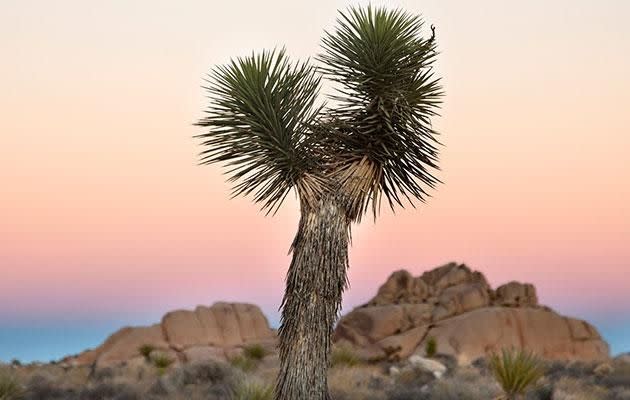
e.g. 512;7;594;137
97;324;169;366
368;270;431;305
69;302;276;367
335;262;609;364
422;307;608;365
495;281;538;307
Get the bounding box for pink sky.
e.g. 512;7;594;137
1;0;629;357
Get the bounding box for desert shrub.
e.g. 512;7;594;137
22;374;75;400
330;346;360;368
152;354;174;374
489;349;544;400
386;386;426;400
600;361;630;389
526;383;553;400
138;344;155;360
394;367;434;387
329;365;387;400
180;360;238;386
552;377;610;400
422;378;499;400
545;360;598;382
243;344;268;361
425;337;437;358
207;383;236;400
92;366;115;382
232;381;273;400
330;389;383;400
393;367;499;400
609;387;630;400
229;355;256;372
78;382;139;400
0;371;24;400
9;360;21;368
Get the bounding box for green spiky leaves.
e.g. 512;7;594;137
196;49;322;214
319;5;443;212
197;5;443;219
489;348;545;399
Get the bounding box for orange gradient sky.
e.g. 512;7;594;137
1;0;629;360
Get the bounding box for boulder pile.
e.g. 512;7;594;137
64;263;610;369
67;302;276;368
334;262;609;365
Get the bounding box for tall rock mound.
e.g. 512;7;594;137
334;262;609;365
68;302;276;368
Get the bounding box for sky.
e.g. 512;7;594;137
1;0;629;362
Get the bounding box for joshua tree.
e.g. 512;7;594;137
196;6;442;399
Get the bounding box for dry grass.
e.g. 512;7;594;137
330;345;361;368
601;359;630;389
232;380;274;400
5;354;627;400
328;365;388;400
230;355;257;372
151;353;174;375
408;367;499;400
552;377;610;400
243;344;268;361
0;369;25;400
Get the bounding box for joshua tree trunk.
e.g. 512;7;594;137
275;195;350;400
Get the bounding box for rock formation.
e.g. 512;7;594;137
64;263;610;369
68;302;276;368
334;262;609;365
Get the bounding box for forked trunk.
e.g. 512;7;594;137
275;195;350;400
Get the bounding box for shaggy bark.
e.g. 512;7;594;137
275;195;350;400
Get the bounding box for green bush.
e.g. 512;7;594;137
180;360;236;385
489;348;544;400
243;344;267;361
330;346;360;368
0;371;24;400
229;355;256;372
152;353;174;375
138;344;155;360
425;337;437;358
232;381;274;400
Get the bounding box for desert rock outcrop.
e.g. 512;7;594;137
334;262;609;364
68;302;276;368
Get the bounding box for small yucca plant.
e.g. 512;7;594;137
233;381;274;400
425;336;437;357
0;371;24;400
489;348;544;400
138;344;155;360
151;353;174;375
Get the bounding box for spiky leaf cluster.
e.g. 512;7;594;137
197;6;443;218
489;348;545;399
196;49;322;214
319;5;442;212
